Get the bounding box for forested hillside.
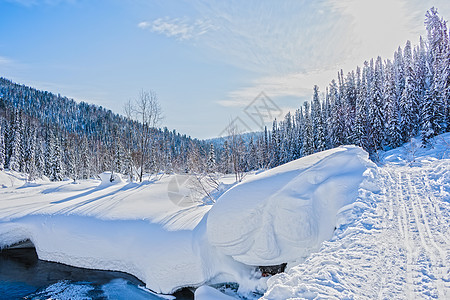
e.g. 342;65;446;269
0;78;203;181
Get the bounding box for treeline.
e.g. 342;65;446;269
0;80;204;181
0;8;448;182
208;7;450;175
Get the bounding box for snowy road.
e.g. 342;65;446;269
264;160;450;299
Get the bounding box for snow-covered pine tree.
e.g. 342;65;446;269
384;59;402;148
65;135;78;182
394;46;405;104
207;143;216;172
328;79;345;147
49;131;63;181
400;40;420;142
8;109;23;172
280;112;293;163
262;126;269;167
24;126;37;181
425;7;448;136
413;38;428;133
323;88;332;148
35;138;45;178
342;71;356;144
221;140;231;174
80;137;90;179
270;120;280;167
245;137;258;171
293;108;304;159
368;57;385;154
0;122;4;171
302;101;314;156
312;85;326;152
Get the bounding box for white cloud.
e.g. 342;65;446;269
328;0;418;63
0;56;14;65
138;17;214;41
208;0;450;109
218;69;337;108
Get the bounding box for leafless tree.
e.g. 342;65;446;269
124;90;163;182
226;120;246;182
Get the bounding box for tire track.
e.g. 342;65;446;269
395;170;416;298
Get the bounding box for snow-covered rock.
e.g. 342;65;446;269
207;145;376;266
98;171;124;185
194;285;236;300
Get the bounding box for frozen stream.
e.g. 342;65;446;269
0;247;194;299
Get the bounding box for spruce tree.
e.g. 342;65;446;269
207;143;216;172
0;123;5;170
9;109;23;172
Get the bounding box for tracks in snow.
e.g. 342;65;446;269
380;163;450;299
264;160;450;300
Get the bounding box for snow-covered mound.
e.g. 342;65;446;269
98;172;124;185
207;145;376;266
381;132;450;165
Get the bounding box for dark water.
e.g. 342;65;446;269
0;247;194;300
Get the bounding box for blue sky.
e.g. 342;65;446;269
1;0;449;139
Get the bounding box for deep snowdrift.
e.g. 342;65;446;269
262;133;450;299
0;145;375;296
207;145;376;266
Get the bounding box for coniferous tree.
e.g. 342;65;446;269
384;60;402;148
312;85;326;152
425;7;448;136
400;41;420;141
49;131;63;181
0;122;5;170
24;126;37;181
207;143;216;172
302;101;314;156
9;109;23;172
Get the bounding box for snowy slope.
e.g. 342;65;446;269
263;134;450;299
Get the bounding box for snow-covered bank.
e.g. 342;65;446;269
1;214;205;293
0;146;374;296
263;134;450;299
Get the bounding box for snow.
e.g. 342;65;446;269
381;132;450;165
0;173;214;294
194;285;236;300
0;171;257;294
1;143;417;298
263;133;450;299
207;145;376;266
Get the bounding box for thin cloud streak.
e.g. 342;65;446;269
218;69;338;108
138;17;214;41
0;56;14;65
191;0;353;75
